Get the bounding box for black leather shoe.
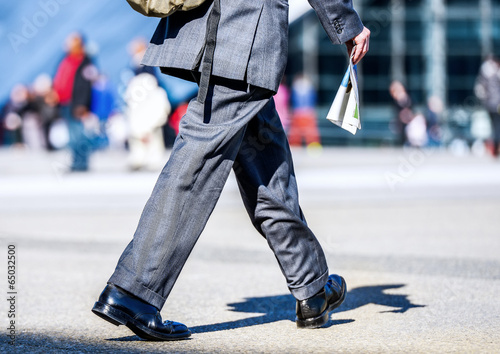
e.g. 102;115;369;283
296;274;346;328
92;283;191;340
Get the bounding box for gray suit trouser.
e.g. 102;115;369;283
109;81;329;310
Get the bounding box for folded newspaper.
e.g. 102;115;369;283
326;53;361;135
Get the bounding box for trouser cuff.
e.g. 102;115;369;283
109;269;166;310
289;270;329;301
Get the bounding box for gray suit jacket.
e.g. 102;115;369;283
142;0;363;93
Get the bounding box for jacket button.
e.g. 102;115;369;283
337;29;343;34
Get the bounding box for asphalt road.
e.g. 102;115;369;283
1;147;499;353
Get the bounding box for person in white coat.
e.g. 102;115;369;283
125;72;170;170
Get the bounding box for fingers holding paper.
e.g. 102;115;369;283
346;26;371;65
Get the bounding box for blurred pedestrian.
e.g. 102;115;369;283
1;84;29;147
31;74;60;151
21;99;45;151
389;80;413;146
53;32;96;171
274;79;291;131
405;111;428;148
91;74;115;150
475;55;500;157
288;74;321;147
125;72;170;171
167;101;188;137
128;37;158;77
93;0;370;340
424;95;443;147
124;37;170;170
0;103;4;145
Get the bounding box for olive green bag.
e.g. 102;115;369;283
126;0;207;17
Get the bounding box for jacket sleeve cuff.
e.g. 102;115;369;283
309;1;364;45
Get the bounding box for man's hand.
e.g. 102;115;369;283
346;26;370;65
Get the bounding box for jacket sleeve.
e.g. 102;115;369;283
307;0;364;45
72;75;93;110
71;57;94;111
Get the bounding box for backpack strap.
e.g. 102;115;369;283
194;0;221;104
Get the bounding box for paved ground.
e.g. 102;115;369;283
1;146;499;353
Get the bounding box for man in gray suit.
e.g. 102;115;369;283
92;0;370;340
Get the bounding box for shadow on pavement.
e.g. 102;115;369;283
108;283;425;340
339;284;426;314
188;283;424;334
189;294;355;334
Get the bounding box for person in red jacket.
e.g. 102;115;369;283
53;32;96;171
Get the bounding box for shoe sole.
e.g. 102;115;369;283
92;301;191;341
296;276;347;329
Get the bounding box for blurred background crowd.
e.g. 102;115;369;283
1;0;500;172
